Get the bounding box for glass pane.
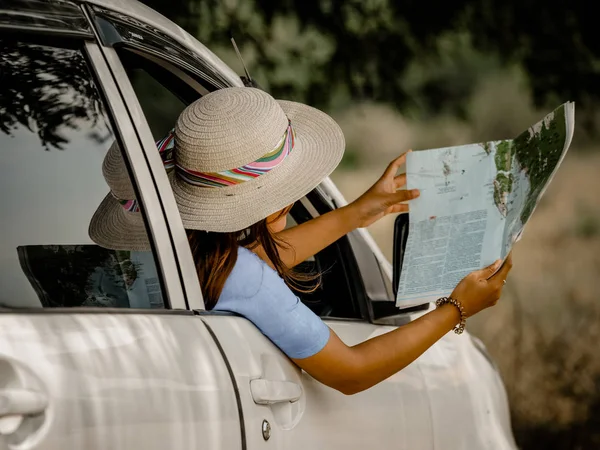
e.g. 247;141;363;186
0;39;166;309
119;49;189;140
127;65;186;139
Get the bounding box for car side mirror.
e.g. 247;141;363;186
372;213;427;325
392;213;410;298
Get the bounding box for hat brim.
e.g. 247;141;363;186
88;193;151;251
171;100;345;232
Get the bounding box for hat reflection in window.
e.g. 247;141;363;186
88;130;175;251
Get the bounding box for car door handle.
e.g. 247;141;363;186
250;379;302;405
0;389;48;435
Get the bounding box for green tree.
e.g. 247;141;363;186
141;0;600;112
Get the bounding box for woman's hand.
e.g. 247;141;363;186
450;253;514;317
347;151;420;228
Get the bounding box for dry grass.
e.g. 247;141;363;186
468;153;600;429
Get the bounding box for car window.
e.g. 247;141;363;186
117;48;196;140
0;37;167;309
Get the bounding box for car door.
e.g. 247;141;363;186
0;7;240;449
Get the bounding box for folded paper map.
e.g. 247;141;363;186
396;102;575;307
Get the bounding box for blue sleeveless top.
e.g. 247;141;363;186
213;247;330;359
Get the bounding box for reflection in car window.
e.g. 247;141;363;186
0;39;165;309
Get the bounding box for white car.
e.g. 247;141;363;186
0;0;516;448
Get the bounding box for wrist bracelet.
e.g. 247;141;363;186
435;296;466;334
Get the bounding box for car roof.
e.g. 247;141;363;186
84;0;243;88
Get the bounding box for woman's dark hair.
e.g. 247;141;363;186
187;207;319;309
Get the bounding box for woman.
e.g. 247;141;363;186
90;87;512;394
170;87;513;395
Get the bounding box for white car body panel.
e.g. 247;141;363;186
203;314;516;450
0;314;241;449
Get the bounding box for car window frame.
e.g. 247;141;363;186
85;40;190;310
94;37;371;318
0;28;187;311
91;37;214;310
88;4;234;90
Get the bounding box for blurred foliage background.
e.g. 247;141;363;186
142;1;600;448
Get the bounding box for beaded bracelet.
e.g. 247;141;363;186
435;296;466;334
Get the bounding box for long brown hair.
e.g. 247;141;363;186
187;208;319;309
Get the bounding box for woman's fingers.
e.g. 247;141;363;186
479;259;502;279
382;150;411;180
489;253;513;285
388;203;410;213
393;189;419;204
484;254;513;303
394;173;407;188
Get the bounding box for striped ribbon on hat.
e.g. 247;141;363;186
156;130;175;173
112;193;140;213
116;130;177;212
176;120;295;188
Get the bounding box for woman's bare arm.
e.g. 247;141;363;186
268;205;359;267
294;304;460;394
293;258;512;394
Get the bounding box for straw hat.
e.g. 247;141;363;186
171;87;345;232
89;133;175;251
